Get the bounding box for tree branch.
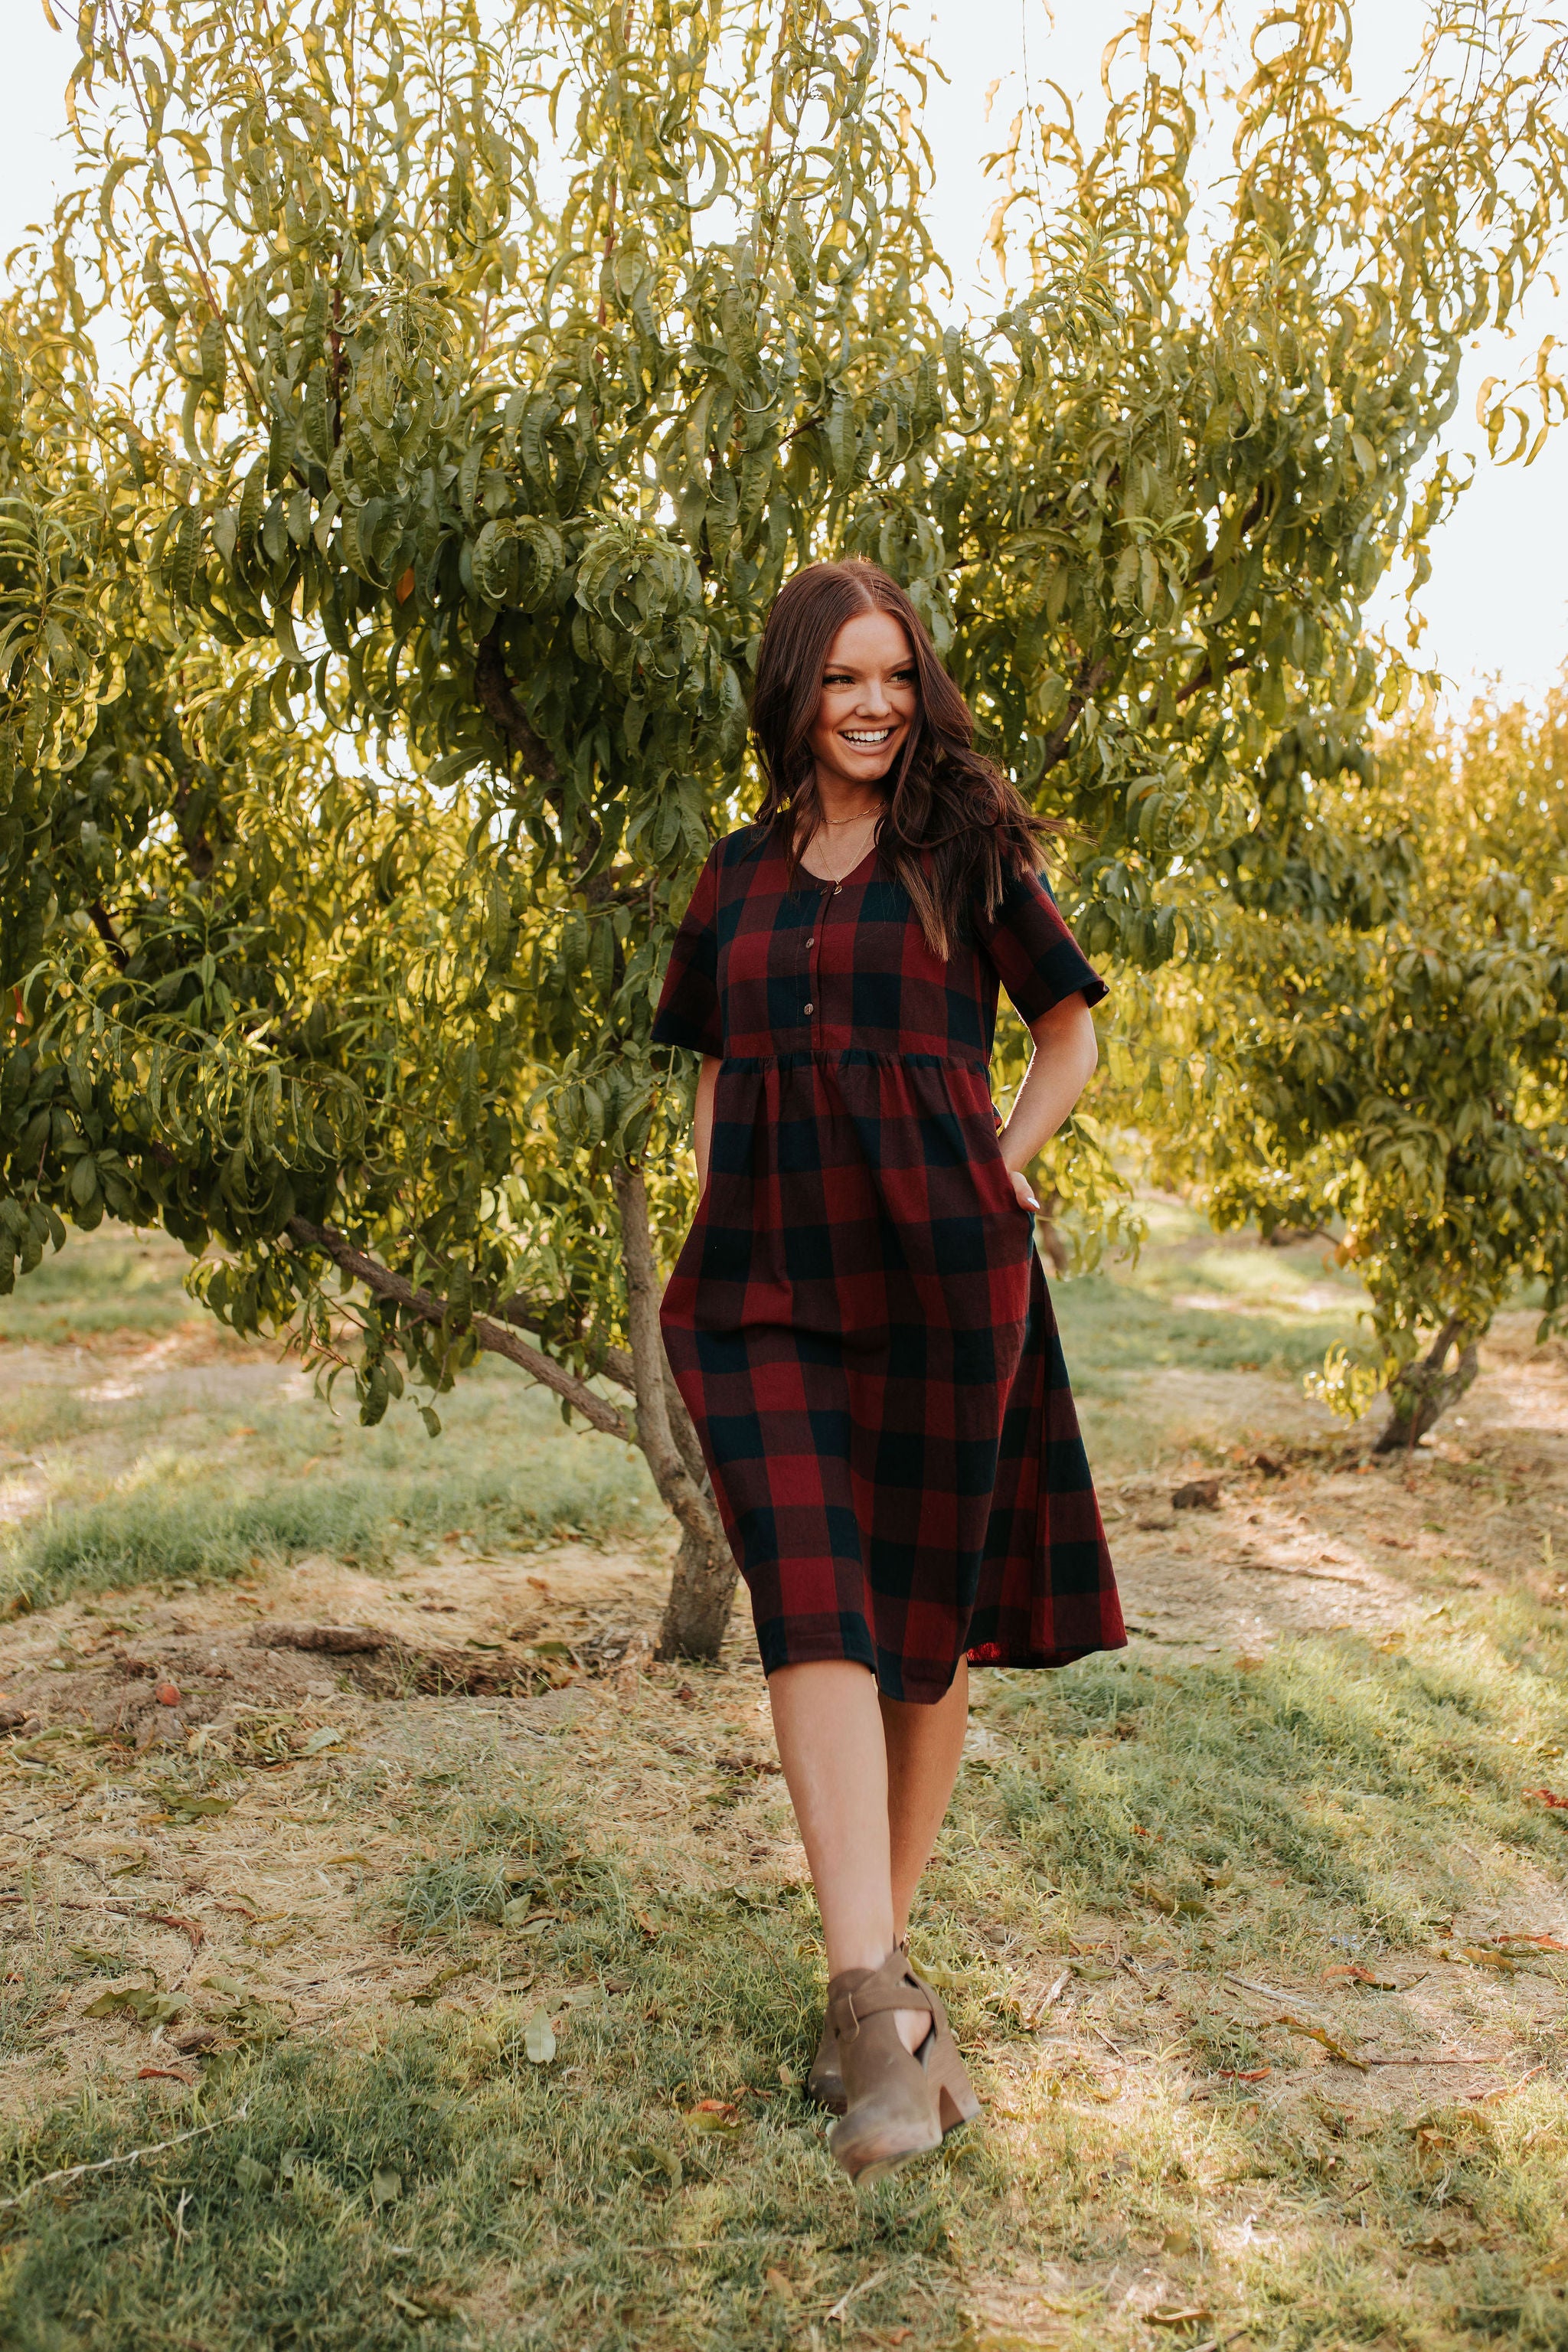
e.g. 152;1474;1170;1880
88;900;129;970
1176;650;1250;706
611;1164;724;1550
473;626;560;784
490;1289;632;1394
284;1216;629;1442
1040;654;1112;773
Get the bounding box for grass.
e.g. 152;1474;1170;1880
0;1225;204;1344
0;1227;663;1609
1054;1193;1368;1401
3;1619;1567;2350
3;1426;664;1611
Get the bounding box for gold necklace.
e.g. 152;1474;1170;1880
808;809;881;891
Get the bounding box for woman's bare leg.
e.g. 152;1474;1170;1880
767;1659;928;2052
881;1658;969;1939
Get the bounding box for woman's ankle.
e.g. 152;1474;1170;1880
827;1936;900;1981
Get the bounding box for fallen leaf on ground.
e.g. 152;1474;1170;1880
370;2167;401;2207
136;2065;193;2084
764;2269;795;2301
1276;2013;1367;2069
1456;1946;1517;1972
151;1788;237;1821
397;1962;471;2008
171;2023;223;2055
1217;2067;1271;2082
141;1910;204;1949
69;1944;122;1969
85;1984;188;2027
523;2007;557;2064
1148;2309;1214;2330
1171;1478;1222;1511
501;1901;556;1932
1524;1786;1568;1809
682;2099;742;2132
1493;1932;1568;1951
1324;1964;1396;1989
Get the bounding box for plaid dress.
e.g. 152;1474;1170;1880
652;822;1125;1702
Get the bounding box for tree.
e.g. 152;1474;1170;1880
1134;681;1568;1449
3;0;1566;1644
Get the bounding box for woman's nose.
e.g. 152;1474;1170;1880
857;678;893;714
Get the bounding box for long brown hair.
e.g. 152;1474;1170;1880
750;558;1052;958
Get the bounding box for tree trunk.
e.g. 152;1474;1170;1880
1374;1315;1482;1454
612;1162;736;1661
657;1518;739;1661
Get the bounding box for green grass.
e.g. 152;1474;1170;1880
0;1227;663;1609
1053;1194;1368;1396
2;1416;664;1611
983;1608;1568;1952
1054;1271;1354;1388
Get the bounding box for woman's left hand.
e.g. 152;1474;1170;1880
1007;1168;1040;1215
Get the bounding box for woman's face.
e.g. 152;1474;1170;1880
807;608;918;799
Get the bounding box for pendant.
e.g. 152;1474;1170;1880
834;881;842;894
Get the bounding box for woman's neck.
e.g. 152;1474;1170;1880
808;774;887;830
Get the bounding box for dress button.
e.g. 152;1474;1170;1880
803;1001;815;1015
807;935;815;948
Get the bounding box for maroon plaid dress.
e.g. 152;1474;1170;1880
652;823;1125;1702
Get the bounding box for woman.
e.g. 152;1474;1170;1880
652;559;1125;2184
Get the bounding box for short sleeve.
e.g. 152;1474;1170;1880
651;851;724;1057
976;865;1108;1023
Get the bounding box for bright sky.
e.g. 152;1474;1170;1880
4;1;1563;704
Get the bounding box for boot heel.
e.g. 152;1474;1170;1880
930;2038;981;2131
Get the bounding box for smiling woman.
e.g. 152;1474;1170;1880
650;557;1122;2184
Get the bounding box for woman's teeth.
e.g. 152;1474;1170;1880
842;728;893;744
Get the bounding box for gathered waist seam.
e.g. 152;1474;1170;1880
720;1050;990;1076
